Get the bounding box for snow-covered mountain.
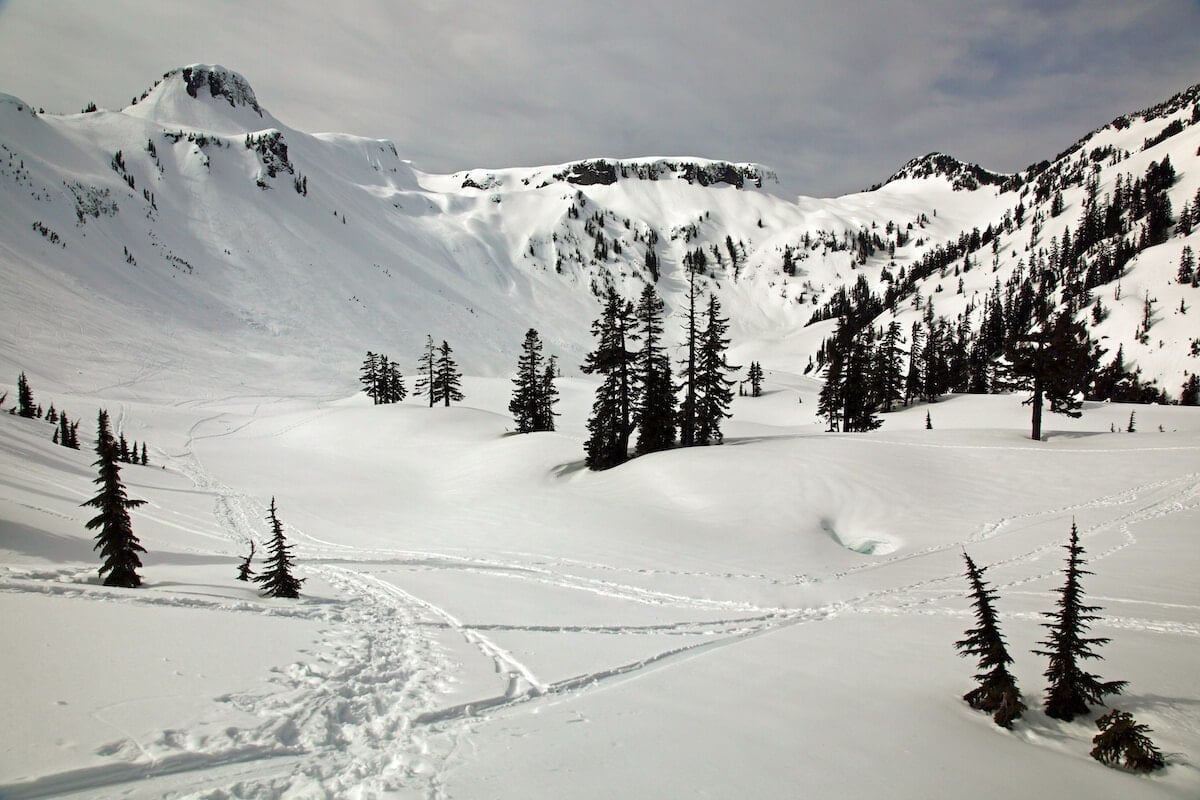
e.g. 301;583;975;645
2;65;1198;401
3;67;1200;800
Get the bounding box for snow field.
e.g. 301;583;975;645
2;371;1199;798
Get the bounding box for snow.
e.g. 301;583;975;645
2;372;1199;799
2;68;1200;799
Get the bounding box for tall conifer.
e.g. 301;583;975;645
582;288;638;469
1034;521;1126;720
510;329;548;432
82;410;146;588
633;284;676;454
415;336;436;407
694;294;738;445
432;341;464;407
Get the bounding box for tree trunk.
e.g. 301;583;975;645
1031;382;1043;441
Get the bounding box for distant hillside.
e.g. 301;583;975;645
1;65;1197;402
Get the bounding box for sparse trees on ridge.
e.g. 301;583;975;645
360;351;407;404
414;337;465;407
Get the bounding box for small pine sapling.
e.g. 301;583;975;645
1126;411;1136;433
1090;710;1165;773
925;410;933;430
254;498;303;598
236;540;256;582
955;552;1026;728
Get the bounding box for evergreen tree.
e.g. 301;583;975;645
16;372;36;418
254;497;304;598
1178;246;1195;285
1034;521;1127;721
633;284;676;455
537;355;559;432
82;410;146;588
841;326;881;432
46;404;57;424
748;361;764;397
118;433;131;463
817;327;847;432
360;351;379;403
415;335;437;407
904;322;924;406
872;321;905;412
432;341;464;407
582;288;638;470
376;354;392;402
1090;710;1166;772
677;266;701;446
236;540;255;581
509;328;549;433
386;359;407;403
955;552;1026;728
694;294;739;445
57;412;72;449
1005;311;1096;440
925;410;933;430
140;441;149;465
1180;374;1199;406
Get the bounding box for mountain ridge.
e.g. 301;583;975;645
1;67;1197;404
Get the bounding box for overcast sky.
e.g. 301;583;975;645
1;0;1197;196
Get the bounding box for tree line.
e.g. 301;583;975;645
10;372;151;460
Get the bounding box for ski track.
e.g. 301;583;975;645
5;410;1198;797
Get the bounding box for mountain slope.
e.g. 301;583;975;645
1;66;1198;404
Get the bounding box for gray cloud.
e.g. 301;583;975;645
0;0;1197;196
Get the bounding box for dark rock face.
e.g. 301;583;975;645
564;160;619;186
179;66;263;117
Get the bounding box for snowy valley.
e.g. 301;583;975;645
1;66;1199;799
